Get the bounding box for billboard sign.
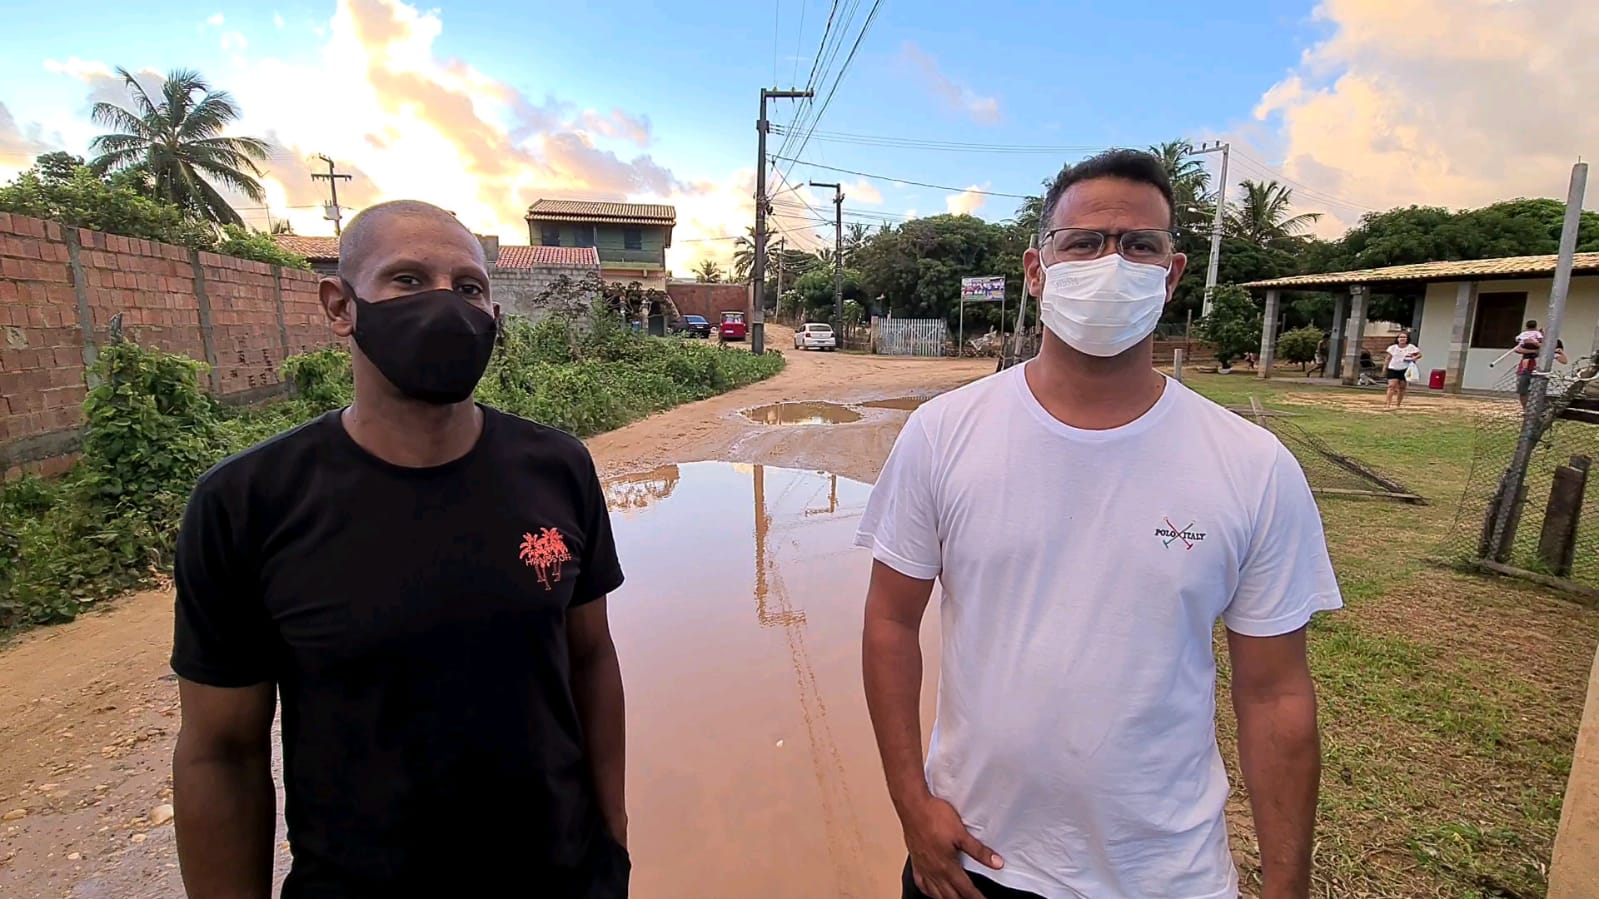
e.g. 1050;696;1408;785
959;276;1005;302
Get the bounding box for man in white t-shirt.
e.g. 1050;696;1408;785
859;149;1341;899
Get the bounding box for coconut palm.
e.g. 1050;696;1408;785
1226;179;1322;246
89;67;269;226
1148;140;1213;232
691;259;725;282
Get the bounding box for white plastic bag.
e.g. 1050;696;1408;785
1405;361;1421;384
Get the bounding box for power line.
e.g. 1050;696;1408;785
776;0;883;181
1226;148;1380;213
772;155;1030;198
791;0;808;85
772;126;1107;155
805;0;841;90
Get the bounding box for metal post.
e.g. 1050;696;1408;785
1008;233;1038;366
1191;141;1230;317
1173;348;1184;383
774;237;785;322
752;88;813;355
311;154;353;236
809;180;844;329
1487;161;1588;562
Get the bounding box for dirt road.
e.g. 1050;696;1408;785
0;333;994;898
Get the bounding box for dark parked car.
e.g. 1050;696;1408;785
673;315;713;338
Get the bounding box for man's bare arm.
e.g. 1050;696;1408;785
1228;626;1321;899
570;598;627;847
174;679;277;899
864;560;1000;899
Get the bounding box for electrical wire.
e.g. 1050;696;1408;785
773;126;1106;155
771;155;1029;198
775;0;883;182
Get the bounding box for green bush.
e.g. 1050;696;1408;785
1278;326;1324;370
216;225;312;270
1195;284;1263;368
1;313;784;629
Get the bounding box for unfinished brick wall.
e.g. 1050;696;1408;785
0;212;336;480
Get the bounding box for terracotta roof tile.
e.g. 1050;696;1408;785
525;199;676;225
1243;252;1599;289
495;245;600;268
272;235;341;261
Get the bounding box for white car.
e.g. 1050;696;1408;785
793;323;838;352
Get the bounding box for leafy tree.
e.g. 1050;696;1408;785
851;213;1027;332
1277;326;1323;371
89;67;269;226
1148;140;1213;234
216;225;311;270
1226;179;1321;246
1194;284;1261;368
843;222;871;257
691;259;725;282
791;267;864;318
0;161;216;248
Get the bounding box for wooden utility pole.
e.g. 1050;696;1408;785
752;88;813;354
311;154;353;236
809;180;844;328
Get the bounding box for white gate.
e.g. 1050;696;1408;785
875;318;948;357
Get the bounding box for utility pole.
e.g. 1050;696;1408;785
809;181;844;328
311;154;353;236
752;88;813;354
774;237;786;319
1191;141;1230;318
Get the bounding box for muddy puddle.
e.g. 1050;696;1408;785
604;462;938;898
860;396;931;412
743;401;863;426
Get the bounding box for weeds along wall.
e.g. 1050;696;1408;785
0;212;335;479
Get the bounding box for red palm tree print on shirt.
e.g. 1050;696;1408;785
519;528;573;589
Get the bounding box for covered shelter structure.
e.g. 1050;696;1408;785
1243;253;1599;392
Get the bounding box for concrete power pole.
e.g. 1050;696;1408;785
311;154;353;236
810;181;844;327
774;237;786;319
752;88;813;354
1191;141;1230;318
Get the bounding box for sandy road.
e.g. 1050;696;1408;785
0;330;994;898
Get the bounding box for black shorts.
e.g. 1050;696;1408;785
1386;368;1409;383
1517;369;1534;396
902;858;1043;899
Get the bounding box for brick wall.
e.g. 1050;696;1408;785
0;212;336;480
491;263;603;321
666;283;751;323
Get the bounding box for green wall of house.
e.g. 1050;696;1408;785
528;221;668;269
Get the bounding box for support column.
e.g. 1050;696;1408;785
1445;281;1478;394
1341;285;1369;386
188;248;222;394
1257;289;1280;379
1328;291;1346;379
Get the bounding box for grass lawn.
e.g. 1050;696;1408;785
1181;373;1598;898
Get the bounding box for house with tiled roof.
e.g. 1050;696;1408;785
270;233;602;321
525;199;676;291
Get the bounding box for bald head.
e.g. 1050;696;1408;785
338;200;483;282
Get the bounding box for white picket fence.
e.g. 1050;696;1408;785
874;318;948;357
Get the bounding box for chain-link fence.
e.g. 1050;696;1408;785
1239;405;1423;503
1440;361;1599;591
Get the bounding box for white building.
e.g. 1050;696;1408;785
1246;253;1599;393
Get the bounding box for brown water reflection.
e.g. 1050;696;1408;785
743;402;863;425
861;396;931;412
605;462;938;898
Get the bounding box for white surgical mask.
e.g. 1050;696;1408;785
1037;254;1171;357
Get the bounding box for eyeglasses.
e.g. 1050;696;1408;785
1041;228;1176;264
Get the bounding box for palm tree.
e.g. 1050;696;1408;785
1225;179;1322;246
1148;140;1212;232
843;222;871;257
691;259;725;283
89;67;269;226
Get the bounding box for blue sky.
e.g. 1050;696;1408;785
0;0;1590;270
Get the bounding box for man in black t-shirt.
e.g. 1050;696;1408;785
171;200;629;898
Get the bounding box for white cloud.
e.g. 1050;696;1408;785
221;31;249;52
899;42;1001;126
846;179;882;205
946;185;987;216
274;13;285;28
1254;0;1598;231
904;209;919;220
206;12;224;26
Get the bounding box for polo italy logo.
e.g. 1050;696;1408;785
1155;517;1206;551
519;527;573;589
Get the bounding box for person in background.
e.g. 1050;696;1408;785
171;200;629;899
860;149;1340;899
1515;329;1569;409
1383;332;1422;410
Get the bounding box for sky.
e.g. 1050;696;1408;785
0;0;1593;273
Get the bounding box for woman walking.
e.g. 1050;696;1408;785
1383;332;1422;409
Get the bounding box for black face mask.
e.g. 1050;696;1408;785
349;288;497;405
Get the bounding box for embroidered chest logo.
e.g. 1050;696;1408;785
1155;517;1207;551
519;528;573;589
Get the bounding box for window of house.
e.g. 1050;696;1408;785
573;224;595;247
540;225;561;247
624;228;643;251
1470;291;1529;348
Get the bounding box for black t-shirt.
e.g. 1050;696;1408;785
172;406;626;898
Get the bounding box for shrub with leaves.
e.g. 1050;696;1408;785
216;225;312;270
1195;284;1263;368
1277;326;1325;371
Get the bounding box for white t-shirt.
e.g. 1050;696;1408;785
1384;344;1420;371
856;365;1341;899
1516;329;1544;348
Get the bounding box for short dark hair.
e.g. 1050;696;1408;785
1038;149;1176;241
1526;320;1539;329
